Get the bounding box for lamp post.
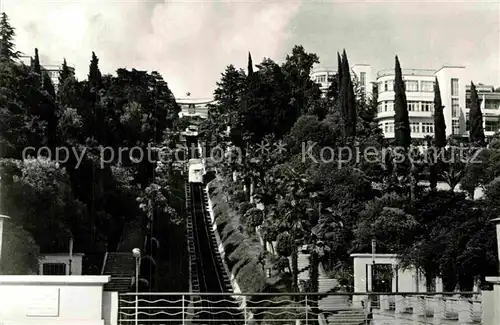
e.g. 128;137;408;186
0;215;10;272
132;248;141;325
371;239;376;290
68;236;73;275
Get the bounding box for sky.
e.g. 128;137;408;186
1;0;499;98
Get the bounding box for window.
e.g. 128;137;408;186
466;98;471;109
485;100;500;110
188;104;195;114
421;102;432;112
388;101;394;112
42;263;67;275
378;103;382;113
466;118;470;131
384;123;389;133
451;78;459;96
360;72;366;87
411;122;420;133
384;80;394;92
422;122;434;134
485;120;499;132
405;80;419;92
452;98;460;118
387;121;394;133
316;75;326;83
421;81;434;92
408;101;419;112
384;101;388;112
452;120;460;135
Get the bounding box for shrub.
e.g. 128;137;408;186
233;190;247;204
276;232;293;257
238;202;253;216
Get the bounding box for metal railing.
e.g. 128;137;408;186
117;291;484;324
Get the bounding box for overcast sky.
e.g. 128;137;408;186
1;0;499;98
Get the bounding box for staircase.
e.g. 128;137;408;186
325;310;367;325
297;251;350;311
102;252;135;292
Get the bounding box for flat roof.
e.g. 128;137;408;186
434;65;466;74
176;97;215;105
377;65;466;78
377;68;436;78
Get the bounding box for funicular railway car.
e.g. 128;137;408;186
188;158;204;183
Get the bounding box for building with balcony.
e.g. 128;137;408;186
312;63;500;140
375;66;468;139
466;84;500;137
176;96;215;119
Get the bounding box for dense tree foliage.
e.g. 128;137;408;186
1;10;497;299
205;44;498;297
0;13;184;284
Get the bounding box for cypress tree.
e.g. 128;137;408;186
247;52;253;76
42;71;57;150
88;51;102;89
58;58;74;85
394;55;411;148
33;48;41;75
0;12;20;62
433;77;446;147
340;50;356;139
429;77;446;191
42;71;56;99
469;82;485;146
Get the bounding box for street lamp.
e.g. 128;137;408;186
132;248;141;325
0;215;11;271
68;236;73;275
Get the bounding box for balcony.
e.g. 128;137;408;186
376;111;394;120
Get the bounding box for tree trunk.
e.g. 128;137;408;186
292;247;299;297
249;178;255;203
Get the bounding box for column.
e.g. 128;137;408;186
412;295;426;322
432;296;446;324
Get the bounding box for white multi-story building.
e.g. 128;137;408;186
312;64;500;139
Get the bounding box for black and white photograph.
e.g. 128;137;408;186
0;0;499;324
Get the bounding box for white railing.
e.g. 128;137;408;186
117;292;484;324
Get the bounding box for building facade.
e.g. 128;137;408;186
312;64;500;139
176;96;215;119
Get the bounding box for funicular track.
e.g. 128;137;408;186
188;182;242;324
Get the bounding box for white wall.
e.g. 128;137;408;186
102;291;118;325
0;275;110;325
352;254;431;307
435;66;467;137
39;254;84;275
